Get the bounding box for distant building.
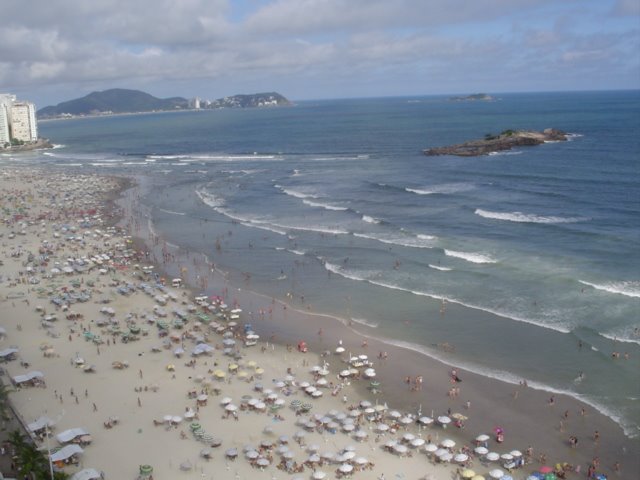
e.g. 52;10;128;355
0;104;10;146
189;97;201;109
10;102;38;142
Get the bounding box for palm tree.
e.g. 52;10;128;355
0;382;14;421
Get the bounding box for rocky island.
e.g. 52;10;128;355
424;128;568;157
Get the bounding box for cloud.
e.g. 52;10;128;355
1;0;638;104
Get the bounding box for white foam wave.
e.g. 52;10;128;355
274;223;349;235
487;150;523;156
158;208;186;216
195;187;225;208
444;249;497;264
353;232;435;249
579;280;640;298
405;183;474;195
52;144;66;149
475;209;584;224
350;317;379;328
148;154;280;162
324;263;571;334
287;249;305;256
599;332;640;346
302;199;348;211
362;215;380;224
428;264;452;271
275;185;319;200
239;221;287;236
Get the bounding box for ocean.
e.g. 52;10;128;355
7;90;639;437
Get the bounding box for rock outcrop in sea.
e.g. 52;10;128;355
424;128;568;157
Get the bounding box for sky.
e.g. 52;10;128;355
1;0;639;107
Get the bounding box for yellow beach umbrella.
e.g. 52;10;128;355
471;476;485;480
462;469;476;479
237;371;248;379
255;367;264;375
213;370;226;378
228;363;238;371
246;360;257;369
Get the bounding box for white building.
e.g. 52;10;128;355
10;102;38;142
0;104;10;146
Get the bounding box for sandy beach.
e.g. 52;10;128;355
0;168;637;480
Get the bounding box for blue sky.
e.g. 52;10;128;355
1;0;638;107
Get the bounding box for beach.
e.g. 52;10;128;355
0;167;636;480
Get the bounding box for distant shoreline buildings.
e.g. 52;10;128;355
0;94;39;148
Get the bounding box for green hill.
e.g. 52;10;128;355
37;88;188;118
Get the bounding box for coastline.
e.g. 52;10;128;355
0;167;636;479
120;174;639;477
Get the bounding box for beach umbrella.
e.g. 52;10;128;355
434;448;449;457
163;414;173;423
474;446;489;455
225;404;237;411
211;438;222;447
220;396;232;405
245;450;259;459
462;469;476;479
476;434;490;442
510;450;522;457
440;439;455;448
307;453;321;463
500;453;513;461
321;451;335;461
184;410;195;419
256;457;270;467
437;415;451;425
376;423;390;432
313;472;327;480
419;416;434;425
394;444;408;455
489;469;505;479
472;476;485;480
200;448;212;459
225;448;238;458
339;464;353;473
354;429;368;440
424;443;438;453
171;416;182;424
402;433;416;442
342;423;355;432
342;450;356;460
440;453;453;462
454;453;469;463
355;457;368;465
410;438;425;448
388;410;402;418
502;476;514;480
486;452;500;461
179;460;193;471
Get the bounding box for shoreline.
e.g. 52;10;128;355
0;167;636;479
120;174;639;477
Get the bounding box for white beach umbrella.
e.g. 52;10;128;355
402;433;416;442
424;443;438;453
394;444;408;455
307;444;320;453
312;472;327;480
307;453;321;463
500;453;513;461
388;410;402;419
376;423;389;432
489;469;505;479
220;397;232;405
437;415;451;425
418;416;434;425
454;453;469;463
360;400;373;408
510;450;523;457
256;457;270;467
434;448;449;457
474;446;489;455
440;439;456;448
486;452;500;462
355;457;369;465
342;450;356;460
339;464;353;473
476;434;490;442
399;416;413;424
245;450;259;459
440;453;453;462
342;424;355;432
225;404;237;411
410;438;425;448
384;440;397;448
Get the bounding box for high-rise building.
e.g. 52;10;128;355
10;102;38;142
0;104;10;146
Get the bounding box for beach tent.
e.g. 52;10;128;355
57;427;89;444
28;416;54;433
0;347;19;359
50;444;83;462
71;468;102;480
12;371;44;385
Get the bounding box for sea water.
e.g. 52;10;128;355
16;90;640;437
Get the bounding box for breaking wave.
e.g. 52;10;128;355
444;250;497;264
475;209;585;224
579;280;640;299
